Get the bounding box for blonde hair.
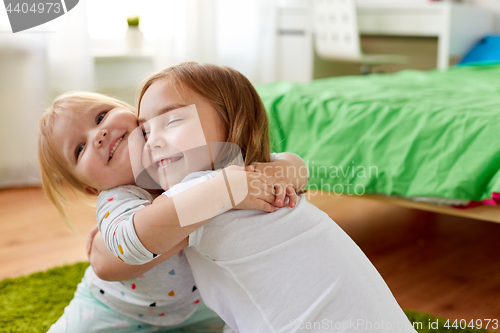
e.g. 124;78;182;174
138;62;271;166
38;92;136;223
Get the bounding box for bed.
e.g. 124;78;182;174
256;64;500;223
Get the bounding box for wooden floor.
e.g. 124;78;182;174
1;187;499;331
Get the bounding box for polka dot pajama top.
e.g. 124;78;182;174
87;186;200;326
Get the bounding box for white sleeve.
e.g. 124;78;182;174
163;171;230;216
163;172;217;197
96;186;158;265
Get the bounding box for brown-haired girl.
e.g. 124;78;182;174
93;62;416;333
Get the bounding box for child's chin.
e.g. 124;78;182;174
158;174;175;192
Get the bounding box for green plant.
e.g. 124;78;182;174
127;15;140;27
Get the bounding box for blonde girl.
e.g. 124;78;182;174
92;62;417;333
38;91;307;332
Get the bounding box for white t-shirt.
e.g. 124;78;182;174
168;171;416;333
94;166;415;332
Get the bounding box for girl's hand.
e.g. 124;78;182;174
217;165;277;213
86;225;99;260
246;162;298;208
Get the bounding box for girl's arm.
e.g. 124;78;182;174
93;153;309;280
97;168;275;266
134;153;309;255
133;168;258;255
89;230;188;281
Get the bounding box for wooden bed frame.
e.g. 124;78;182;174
363;194;500;224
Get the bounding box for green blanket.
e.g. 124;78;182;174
257;65;500;201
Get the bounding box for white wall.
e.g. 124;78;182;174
473;0;500;32
0;1;91;188
0;39;47;188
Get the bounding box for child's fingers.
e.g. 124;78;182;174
255;199;277;213
249;179;276;205
245;165;256;172
274;183;286;207
248;172;274;192
245;164;259;172
286;185;298;208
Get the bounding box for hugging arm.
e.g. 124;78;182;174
133;153;310;255
90;231;188;281
94;167;275;269
90;179;235;281
91;153;309;281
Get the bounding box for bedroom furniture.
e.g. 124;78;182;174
275;0;494;80
312;0;408;74
257;64;500;224
363;195;500;224
356;1;495;70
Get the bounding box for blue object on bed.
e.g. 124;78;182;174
458;34;500;66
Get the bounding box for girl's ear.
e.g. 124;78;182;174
84;186;99;195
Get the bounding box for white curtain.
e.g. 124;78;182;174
87;0;278;82
146;0;278;83
0;0;92;188
46;0;93;97
0;0;278;188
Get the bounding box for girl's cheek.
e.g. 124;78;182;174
141;147;151;168
176;124;207;152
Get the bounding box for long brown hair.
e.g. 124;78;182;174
138;62;271;166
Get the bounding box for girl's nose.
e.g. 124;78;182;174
146;133;165;151
94;129;108;148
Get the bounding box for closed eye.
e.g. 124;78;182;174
167;119;182;126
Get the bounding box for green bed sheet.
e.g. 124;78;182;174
256;65;500;201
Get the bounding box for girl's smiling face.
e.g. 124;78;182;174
138;77;227;190
52;104;138;193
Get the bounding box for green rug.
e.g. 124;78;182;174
0;262;492;333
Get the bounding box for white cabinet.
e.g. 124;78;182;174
356;2;494;69
276;0;494;78
276;0;314;82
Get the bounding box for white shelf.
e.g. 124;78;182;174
356;2;494;69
